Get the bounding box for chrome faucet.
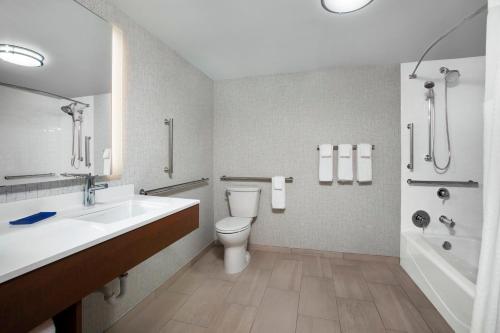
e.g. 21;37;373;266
439;215;456;234
83;174;108;206
61;173;108;206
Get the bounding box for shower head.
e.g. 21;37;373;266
424;81;435;89
440;67;460;87
61;103;76;116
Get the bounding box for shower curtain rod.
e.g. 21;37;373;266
409;4;487;79
0;82;90;107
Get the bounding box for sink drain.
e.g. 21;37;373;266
442;241;452;250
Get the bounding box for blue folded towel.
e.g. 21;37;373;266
9;212;56;225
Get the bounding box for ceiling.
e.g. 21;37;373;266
109;0;487;80
0;0;111;98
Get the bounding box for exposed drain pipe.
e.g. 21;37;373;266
96;272;128;305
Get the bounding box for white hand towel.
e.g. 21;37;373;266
318;144;333;182
102;148;112;176
272;176;286;209
337;144;353;181
357;143;372;183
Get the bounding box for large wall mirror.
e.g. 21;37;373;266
0;0;122;186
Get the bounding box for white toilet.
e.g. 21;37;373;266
216;187;261;274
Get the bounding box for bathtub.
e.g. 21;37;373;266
400;232;481;333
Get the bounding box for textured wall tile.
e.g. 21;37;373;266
213;66;401;257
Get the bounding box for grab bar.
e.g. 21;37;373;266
4;173;56;180
85;136;92;168
220;176;294;183
407;179;479;187
407;123;414;170
140;178;209;195
164;118;173;177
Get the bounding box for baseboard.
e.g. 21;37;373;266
249;243;399;264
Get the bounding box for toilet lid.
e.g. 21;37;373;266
216;217;251;233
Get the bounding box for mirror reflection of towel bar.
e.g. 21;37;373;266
5;173;56;180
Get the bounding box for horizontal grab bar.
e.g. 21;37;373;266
4;173;56;180
140;178;209;196
220;176;294;183
316;145;375;150
407;179;479;187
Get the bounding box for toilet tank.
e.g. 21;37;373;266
227;187;261;218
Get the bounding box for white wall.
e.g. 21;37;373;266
214;65;401;256
400;56;484;238
0;0;215;332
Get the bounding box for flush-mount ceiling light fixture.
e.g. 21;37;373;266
0;44;45;67
321;0;374;14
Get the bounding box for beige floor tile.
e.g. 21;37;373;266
337;298;386;333
211;259;243;282
296;315;341;333
160;320;207;333
343;253;399;264
390;265;434;309
248;250;277;270
331;258;363;270
191;247;224;275
333;265;372;301
107;291;189;333
226;267;271;306
368;283;431;333
300;255;333;278
207;303;257;333
168;269;206;295
250;288;299;333
249;244;291;253
361;262;398;285
419;308;454;333
174;279;233;327
298;276;338;320
275;252;302;261
268;259;302;291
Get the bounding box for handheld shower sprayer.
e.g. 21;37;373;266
424;81;435;162
423;67;459;173
61;102;86;168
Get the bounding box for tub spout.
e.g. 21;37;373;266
439;215;456;234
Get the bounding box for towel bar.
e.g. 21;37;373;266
316;145;375;150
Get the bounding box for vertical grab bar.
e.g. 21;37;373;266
407;123;414;170
164;118;173;177
85;136;92;168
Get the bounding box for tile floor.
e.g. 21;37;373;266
107;246;454;333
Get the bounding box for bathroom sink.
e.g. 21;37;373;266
75;200;163;224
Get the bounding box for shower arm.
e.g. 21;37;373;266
409;4;487;79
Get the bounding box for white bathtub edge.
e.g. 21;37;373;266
401;232;473;333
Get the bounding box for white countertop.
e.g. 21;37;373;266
0;185;199;284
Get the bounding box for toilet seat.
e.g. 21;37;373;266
216;217;251;234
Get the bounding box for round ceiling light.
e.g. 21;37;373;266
321;0;374;14
0;44;44;67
